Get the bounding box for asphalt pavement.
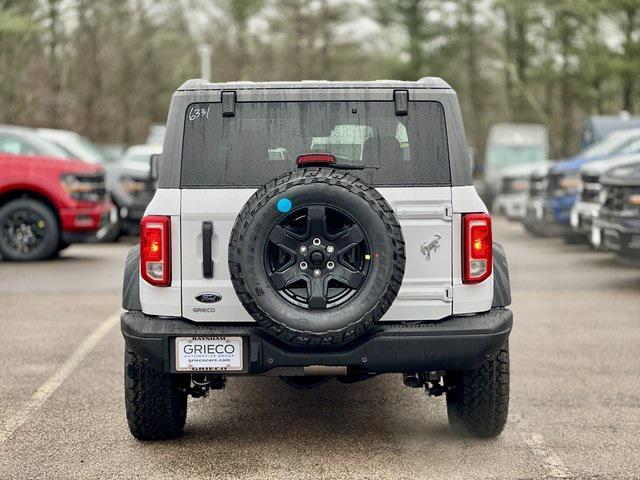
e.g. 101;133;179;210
1;220;639;479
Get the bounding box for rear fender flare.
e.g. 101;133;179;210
123;245;141;311
492;242;511;307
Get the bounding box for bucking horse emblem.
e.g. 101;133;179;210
420;234;441;260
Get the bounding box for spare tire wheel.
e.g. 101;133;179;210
228;168;405;345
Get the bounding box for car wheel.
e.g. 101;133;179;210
446;341;509;438
124;348;188;440
0;198;60;261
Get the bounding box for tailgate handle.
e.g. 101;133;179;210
202;222;214;278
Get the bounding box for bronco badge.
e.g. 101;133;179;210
195;292;223;303
420;234;441;260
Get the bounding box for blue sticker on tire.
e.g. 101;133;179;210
276;198;292;213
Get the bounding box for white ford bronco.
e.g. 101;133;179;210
121;78;512;440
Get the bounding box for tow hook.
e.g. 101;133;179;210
403;371;450;396
189;374;226;397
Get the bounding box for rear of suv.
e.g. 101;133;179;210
121;79;512;440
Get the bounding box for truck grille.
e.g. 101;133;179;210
77;172;108;202
528;174;547;197
546;172;563;196
602;185;640;212
501;176;528;194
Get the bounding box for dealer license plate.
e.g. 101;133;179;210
175;336;243;372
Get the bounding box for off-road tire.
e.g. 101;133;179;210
124;347;187;440
446;341;509;438
0;198;60;261
229;167;405;346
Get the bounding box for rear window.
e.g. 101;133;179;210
181;100;450;187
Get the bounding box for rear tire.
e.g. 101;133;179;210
124;347;188;440
446;342;509;438
0;198;59;261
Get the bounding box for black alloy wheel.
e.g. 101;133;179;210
0;198;60;261
2;209;47;254
265;205;370;310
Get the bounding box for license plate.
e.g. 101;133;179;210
175;336;243;372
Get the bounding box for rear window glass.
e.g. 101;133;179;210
181;100;450;187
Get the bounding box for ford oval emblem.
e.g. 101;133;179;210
195;292;223;304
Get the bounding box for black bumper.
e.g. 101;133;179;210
597;216;640;263
121;308;512;375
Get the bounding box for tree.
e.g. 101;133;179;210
371;0;441;79
601;0;640;112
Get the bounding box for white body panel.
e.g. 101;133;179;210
178;187;455;323
378;187;453;321
451;186;492;314
141;185;493;320
180;189;255;322
140;189;182;316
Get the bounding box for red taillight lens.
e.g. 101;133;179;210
296;153;336;167
140;216;171;286
463;213;492;283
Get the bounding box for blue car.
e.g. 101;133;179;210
544;128;640;239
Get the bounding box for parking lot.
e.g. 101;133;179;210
0;218;638;479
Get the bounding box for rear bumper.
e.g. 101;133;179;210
121;308;513;375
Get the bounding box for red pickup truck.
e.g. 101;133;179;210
0;126;115;261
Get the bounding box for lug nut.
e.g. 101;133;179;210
300;261;308;270
299;245;308;254
313;238;321;246
313;269;321;277
327;261;335;270
326;245;334;253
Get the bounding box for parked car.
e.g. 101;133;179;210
482;123;549;212
106;144;159;237
522;164;550;236
543;128;640;240
98;144;126;163
593;161;640;265
37;128;155;239
121;78;512;440
494;162;549;221
0;125;115;260
570;153;640;243
581;114;640;150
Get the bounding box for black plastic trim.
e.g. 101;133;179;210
202;221;213;278
121;308;512;374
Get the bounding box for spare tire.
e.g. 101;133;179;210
228;168;405;346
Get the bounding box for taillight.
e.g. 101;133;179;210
140;216;171;286
296;153;336;167
463;213;492;283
